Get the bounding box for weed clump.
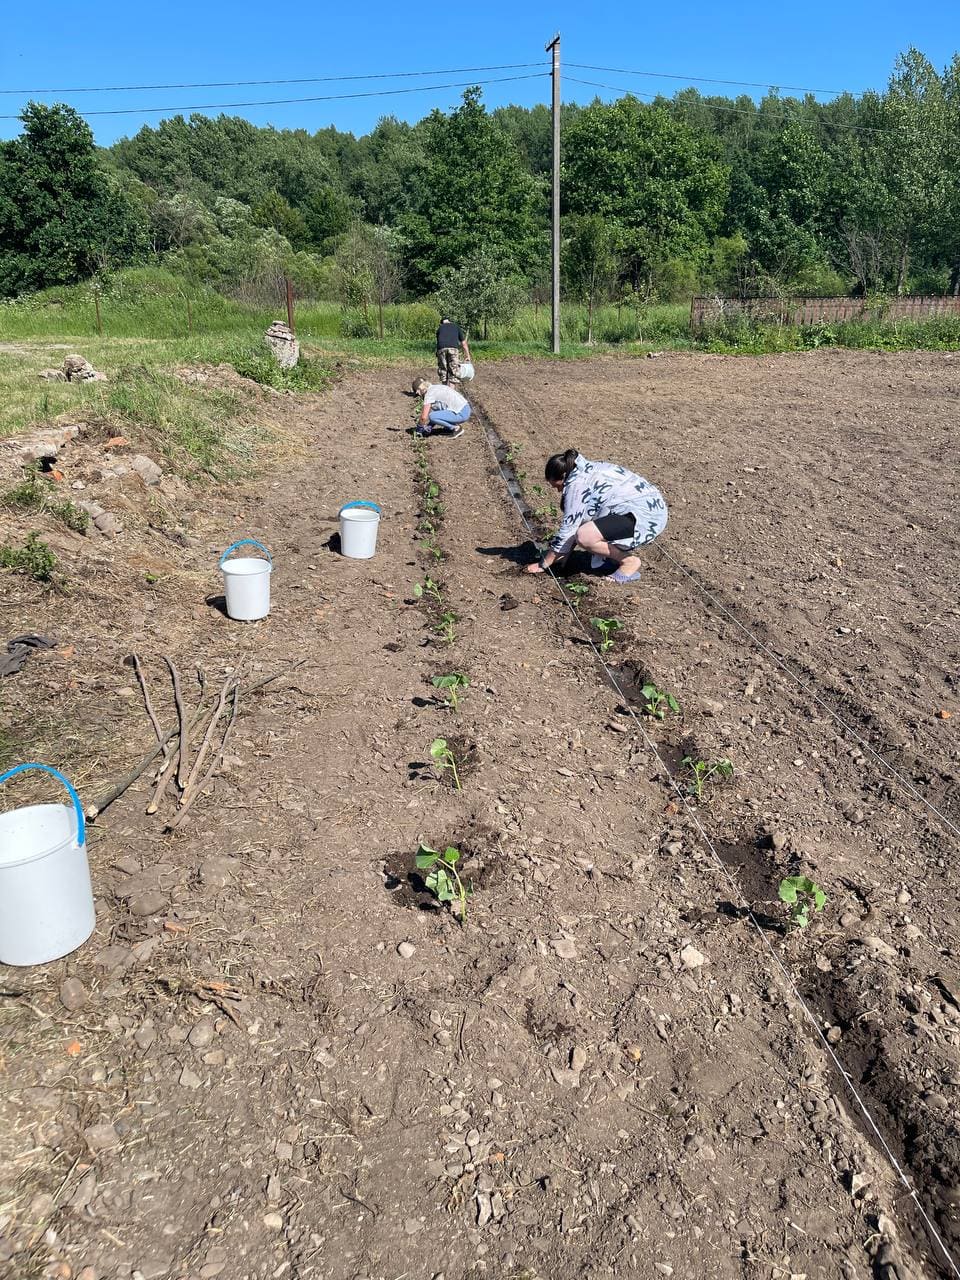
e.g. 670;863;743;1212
3;467;89;533
229;347;332;392
0;531;56;581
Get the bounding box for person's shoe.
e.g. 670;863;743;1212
590;553;607;569
611;568;642;584
415;425;433;437
446;425;465;438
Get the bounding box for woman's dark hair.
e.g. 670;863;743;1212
545;449;579;483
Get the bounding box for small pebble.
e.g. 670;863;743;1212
397;942;416;959
188;1019;216;1050
59;977;88;1011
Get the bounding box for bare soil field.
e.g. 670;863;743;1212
1;349;958;1280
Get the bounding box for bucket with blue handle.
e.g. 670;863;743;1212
339;501;381;560
0;764;95;966
220;539;272;620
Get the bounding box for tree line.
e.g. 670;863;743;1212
1;47;958;330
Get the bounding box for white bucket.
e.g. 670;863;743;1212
339;502;381;560
0;764;95;967
220;539;272;621
458;361;475;381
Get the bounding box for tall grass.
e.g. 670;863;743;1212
2;267;958;358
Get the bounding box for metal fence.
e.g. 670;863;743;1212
690;294;960;331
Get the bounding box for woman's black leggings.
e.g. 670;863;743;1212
593;512;636;542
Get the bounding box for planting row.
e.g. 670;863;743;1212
506;437;830;935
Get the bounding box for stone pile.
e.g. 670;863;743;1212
264;321;299;369
38;354;107;383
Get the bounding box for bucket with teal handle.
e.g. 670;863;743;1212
0;764;95;966
220;539;272;620
339;501;381;560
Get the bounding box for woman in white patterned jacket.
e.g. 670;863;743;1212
526;448;668;584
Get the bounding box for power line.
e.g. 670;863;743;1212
568;62;861;99
0;62;546;96
565;75;897;135
0;73;550;122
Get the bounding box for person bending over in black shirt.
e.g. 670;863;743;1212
435;317;471;384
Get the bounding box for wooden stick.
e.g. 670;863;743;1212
86;662;303;819
131;653;164;745
177;676;231;810
167;681;241;832
163;656;189;794
146;750;179;816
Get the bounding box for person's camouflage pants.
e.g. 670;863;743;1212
437;347;460;384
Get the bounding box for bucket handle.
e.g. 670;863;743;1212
0;763;85;846
219;539;272;567
339;501;381;516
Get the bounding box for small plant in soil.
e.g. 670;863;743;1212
566;583;589;599
590;616;624;652
779;876;827;929
415;841;471;922
432;672;469;711
430;737;462;792
682;755;734;801
435;611;458;644
414;576;443;607
0;532;57;581
640;683;680;720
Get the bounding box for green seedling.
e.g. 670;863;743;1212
435;611;457;644
779;876;828;929
432;672;469;711
533;504;558;522
682;755;734;801
426;481;440;499
590;616;624;653
414;576;443;606
641;683;680;720
430;737;462;792
565;583;589;599
0;532;57;582
532;483;544;496
415;842;471;921
145;572;160;585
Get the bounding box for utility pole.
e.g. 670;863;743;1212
546;33;560;355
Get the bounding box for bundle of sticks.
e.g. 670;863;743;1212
87;654;301;829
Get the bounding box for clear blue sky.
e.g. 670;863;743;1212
1;0;956;146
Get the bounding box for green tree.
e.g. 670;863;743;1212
252;190;310;250
0;103;145;295
334;224;376;322
400;88;545;292
562;97;728;287
436;246;525;339
564;214;619;342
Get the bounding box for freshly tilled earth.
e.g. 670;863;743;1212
1;349;958;1280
